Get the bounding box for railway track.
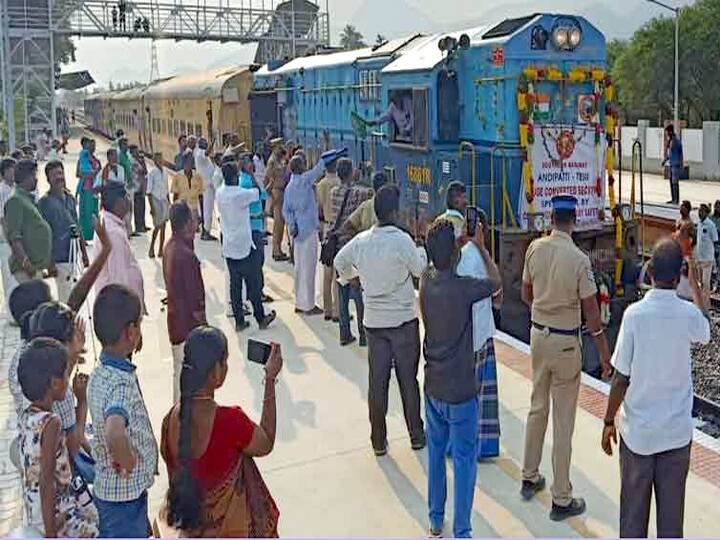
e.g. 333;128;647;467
625;202;720;436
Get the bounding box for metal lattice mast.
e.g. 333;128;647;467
148;38;159;83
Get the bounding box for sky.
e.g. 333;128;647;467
62;0;694;88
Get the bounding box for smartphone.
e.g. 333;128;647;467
466;206;479;237
247;339;272;365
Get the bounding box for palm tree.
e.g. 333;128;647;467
339;24;367;50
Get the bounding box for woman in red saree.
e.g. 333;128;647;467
160;326;281;537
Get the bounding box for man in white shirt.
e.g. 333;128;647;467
694;203;717;305
334;185;426;455
146;152;170;258
602;238;710;538
456;208;502;458
194;137;218;242
216;160;275;332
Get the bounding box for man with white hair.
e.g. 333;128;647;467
283;148;346;314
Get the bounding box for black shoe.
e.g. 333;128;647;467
373;444;388;457
411;439;426;451
243;303;252;317
261;293;274;303
340;335;357;347
549;498;586;521
359;335;367;347
667;200;675;205
273;253;290;262
258;311;277;330
201;232;218;241
324;314;333;321
305;306;324;316
235;320;250;332
520;475;546;501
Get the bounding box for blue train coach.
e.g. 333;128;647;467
252;13;637;357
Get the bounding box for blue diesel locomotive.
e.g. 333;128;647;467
251;13;636;356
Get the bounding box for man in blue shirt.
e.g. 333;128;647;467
239;154;272;303
663;124;684;205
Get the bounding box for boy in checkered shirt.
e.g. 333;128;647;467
88;284;158;537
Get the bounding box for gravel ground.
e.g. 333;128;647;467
691;312;720;437
692;312;720;405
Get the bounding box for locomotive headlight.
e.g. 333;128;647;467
553;27;569;49
569;27;582;48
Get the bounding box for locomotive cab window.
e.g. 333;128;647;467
384;88;428;149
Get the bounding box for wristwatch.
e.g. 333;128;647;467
603;418;615;427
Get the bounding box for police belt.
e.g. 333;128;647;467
531;322;580;337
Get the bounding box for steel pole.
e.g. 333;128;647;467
674;9;679;128
0;0;16;149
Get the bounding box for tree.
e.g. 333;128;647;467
375;34;387;46
339;25;366;50
611;0;720;126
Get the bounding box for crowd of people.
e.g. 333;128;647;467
0;122;712;539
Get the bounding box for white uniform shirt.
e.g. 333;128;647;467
146;166;169;201
194;147;215;188
694;217;718;263
0;182;14;242
457;242;496;350
611;288;710;455
216;184;259;261
253;155;266;187
334;225;427;329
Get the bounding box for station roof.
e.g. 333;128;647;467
255;47;374;76
143;65;251;99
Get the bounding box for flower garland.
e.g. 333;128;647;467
516;65;624;290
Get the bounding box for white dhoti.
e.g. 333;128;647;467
203;184;215;233
0;241;18;314
293;233;318;312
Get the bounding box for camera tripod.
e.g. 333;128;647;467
67;226;98;363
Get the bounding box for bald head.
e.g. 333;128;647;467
650;237;683;286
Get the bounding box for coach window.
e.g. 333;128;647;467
385;88;428;150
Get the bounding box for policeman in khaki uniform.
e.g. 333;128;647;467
520;195;611;521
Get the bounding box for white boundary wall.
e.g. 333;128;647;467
619;121;720;180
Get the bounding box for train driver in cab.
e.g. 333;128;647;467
368;93;413;142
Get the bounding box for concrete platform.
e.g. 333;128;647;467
1;130;719;537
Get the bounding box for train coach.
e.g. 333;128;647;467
251;13;640;370
84;65;256;158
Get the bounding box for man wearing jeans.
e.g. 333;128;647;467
602;239;709;538
663;124;683;205
217;159;275;332
328;158;371;346
335;185;426;456
420;219;500;538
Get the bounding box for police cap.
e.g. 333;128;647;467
551;195;578;212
